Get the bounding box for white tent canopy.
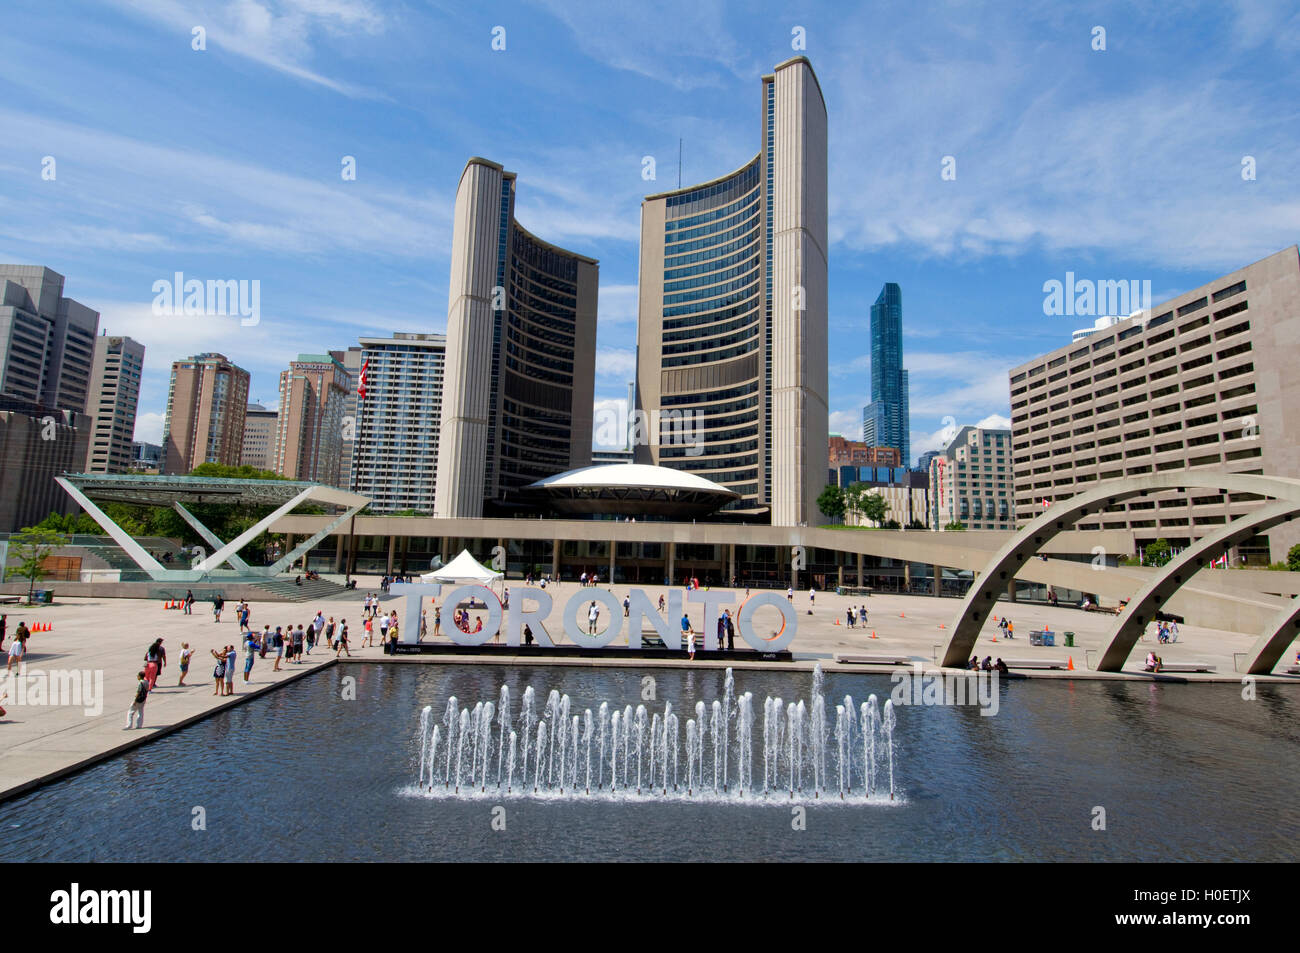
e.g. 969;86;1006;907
420;549;503;585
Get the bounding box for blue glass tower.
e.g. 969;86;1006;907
862;283;910;466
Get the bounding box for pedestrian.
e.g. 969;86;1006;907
1006;620;1014;639
211;648;227;695
336;619;351;657
433;605;441;638
178;642;193;686
419;611;427;641
787;587;793;602
125;671;148;729
143;638;165;690
273;626;285;671
587;601;600;635
7;621;29;673
225;644;237;694
242;630;257;682
213;594;225;622
305;620;316;656
847;606;855;628
716;613;726;651
681;612;694;659
362;616;374;647
292;625;305;663
326;616;337;650
623;595;630;617
184;590;194;615
657;594;666;612
809;587;816;611
1;613;7;651
378;611;391;644
523;623;534;646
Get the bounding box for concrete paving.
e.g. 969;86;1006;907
0;577;1295;801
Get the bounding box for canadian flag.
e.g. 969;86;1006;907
357;359;369;401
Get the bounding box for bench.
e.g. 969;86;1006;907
642;633;666;649
1151;661;1216;673
1287;667;1300;675
1083;604;1122;615
0;595;21;605
835;653;912;666
1002;658;1068;670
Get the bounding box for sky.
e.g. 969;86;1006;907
2;0;1297;464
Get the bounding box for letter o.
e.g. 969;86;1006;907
563;589;623;648
737;592;797;652
442;585;502;646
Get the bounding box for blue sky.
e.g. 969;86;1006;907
2;0;1297;463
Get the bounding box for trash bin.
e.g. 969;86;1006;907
1064;631;1075;647
42;590;54;605
32;590;45;604
835;586;844;596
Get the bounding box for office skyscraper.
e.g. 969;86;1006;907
84;334;145;473
161;353;250;474
634;57;828;525
0;265;99;413
862;282;910;466
241;403;278;471
436;158;598;518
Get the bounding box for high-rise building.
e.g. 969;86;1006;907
336;346;363;491
1009;245;1300;562
84;334;145;473
161;353;250;474
0;265;100;413
273;353;352;486
131;440;162;473
240;403;278;471
862;283;910;467
436;158;598;518
354;333;445;513
634;57;828;524
0;397;91;532
930;425;1014;530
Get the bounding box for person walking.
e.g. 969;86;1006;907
623;595;630;618
125;671;148;729
142;638;164;691
716;614;726;651
587;601;600;636
336;619;351;657
325;617;337;650
681;612;694;660
213;594;225;623
419;611;427;642
433;605;441;639
7;621;29;673
847;606;855;629
378;611;391;645
178;642;193;686
272;626;285;672
183;590;194;615
292;625;305;663
808;587;816;612
259;624;271;658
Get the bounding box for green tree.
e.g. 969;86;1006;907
816;484;846;521
32;511;101;535
1144;538;1173;568
860;491;889;526
7;526;69;603
1288;543;1300;572
944;520;966;531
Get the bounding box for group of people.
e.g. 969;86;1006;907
2;615;31;673
1154;620;1180;643
968;655;1010;674
997;617;1015;638
843;604;869;628
578;571;602;588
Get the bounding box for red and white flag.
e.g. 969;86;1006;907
357;359;369;401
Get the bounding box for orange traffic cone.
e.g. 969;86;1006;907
992;634;998;642
899;612;905;618
834;618;841;626
870;630;877;639
938;623;945;629
992;615;999;622
1067;656;1075;671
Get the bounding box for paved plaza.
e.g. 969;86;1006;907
0;577;1295;801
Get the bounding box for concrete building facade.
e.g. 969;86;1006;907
161;353;250;474
84;334;144;473
273;353;351;487
240;404;278;471
0;397;91;532
634;57;828;525
0;265;99;414
436;158;598;518
354;333;445;513
1009;246;1300;562
828;434;901;468
930;425;1014;530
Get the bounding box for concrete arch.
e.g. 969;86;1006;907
1246;598;1300;675
1096;501;1300;671
940;473;1300;668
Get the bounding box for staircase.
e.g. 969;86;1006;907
247;576;352;603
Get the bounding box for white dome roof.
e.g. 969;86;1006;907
527;463;737;495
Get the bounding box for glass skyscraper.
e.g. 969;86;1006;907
862;282;910;466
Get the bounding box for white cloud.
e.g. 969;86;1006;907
595;347;636;379
827;408;862;438
598;283;638;325
133;411;165;444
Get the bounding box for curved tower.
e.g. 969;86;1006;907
635;57;827;524
436;158;598;518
